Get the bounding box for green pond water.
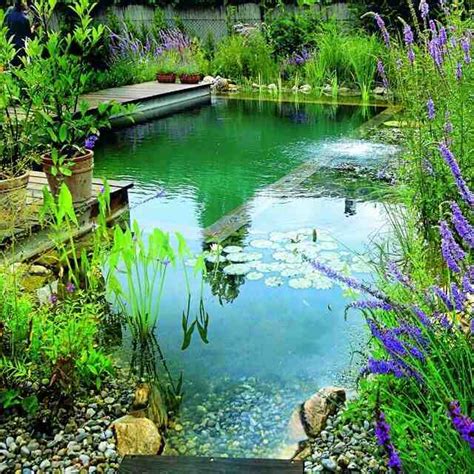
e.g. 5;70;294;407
94;98;399;458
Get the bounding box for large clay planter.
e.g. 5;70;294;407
179;74;201;84
0;172;29;230
42;150;94;205
156;73;176;84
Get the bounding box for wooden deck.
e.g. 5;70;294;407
119;456;304;473
1;171;133;264
82;81;211;125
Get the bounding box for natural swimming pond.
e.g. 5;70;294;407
94;98;399;458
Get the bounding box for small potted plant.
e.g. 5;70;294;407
0;10;38;226
156;51;178;84
19;0;131;205
177;62;201;84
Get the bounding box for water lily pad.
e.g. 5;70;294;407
247;271;264;281
223;245;244;254
288;277;313;289
280;265;303;278
269;232;289;243
272;251;303;264
226;252;263;263
312;276;334;290
264;276;284;287
249;239;280;249
205;254;227;264
223;263;252;275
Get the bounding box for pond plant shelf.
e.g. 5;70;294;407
119;455;304;473
0;171;133;264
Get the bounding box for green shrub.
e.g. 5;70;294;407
213;32;277;83
265;8;321;58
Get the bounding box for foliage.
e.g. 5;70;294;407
264;6;321;58
0;10;38;177
322;1;474;471
213;31;278;83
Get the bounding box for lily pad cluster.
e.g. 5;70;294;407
195;228;373;291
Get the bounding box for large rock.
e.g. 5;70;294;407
111;415;162;456
302;387;346;437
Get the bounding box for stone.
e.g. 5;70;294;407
36;280;58;306
373;86;387;95
29;265;50;276
287;408;307;443
299;84;312;93
213;78;229;92
302;387;346;437
202;75;215;85
85;408;96;419
111;415;162;456
39;460;51;470
98;441;108;452
321;457;337;472
20;446;30;456
79;454;90;466
337;454;350;468
267;83;278;92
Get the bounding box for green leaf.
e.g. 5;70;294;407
58;123;68;143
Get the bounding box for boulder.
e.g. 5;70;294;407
202;75;215;85
299;84;312;93
302;387;346;437
287;407;307;443
267;83;278;92
29;264;51;276
213;77;229;92
373;86;387;95
111;415;162;456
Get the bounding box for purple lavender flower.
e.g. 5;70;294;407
310;260;386;300
412;306;432;327
450;283;466;311
439;143;474;207
85;135;98;150
448;401;474;449
432;285;454;310
456;62;463;80
461;36;471;64
429;20;437;35
288;48;311;66
440;220;466;272
407;48;415;64
374;14;390;47
419;0;430;20
375;412;403;473
429;39;443;67
377;60;389;88
365;358;405;378
444;118;453;134
462;274;474;294
438;27;448;47
451;202;474;248
49;293;58;305
348;300;393;311
426;98;435;120
387;261;414;289
403;24;414;46
65;282;75;294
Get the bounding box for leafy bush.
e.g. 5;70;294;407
213;31;278;83
265;8;321;58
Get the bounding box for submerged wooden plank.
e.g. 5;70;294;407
119;456;303;474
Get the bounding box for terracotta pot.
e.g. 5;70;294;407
0;172;29;230
156;73;176;84
179;74;201;84
42;150;94;205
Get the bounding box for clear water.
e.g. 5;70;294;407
94;98;396;458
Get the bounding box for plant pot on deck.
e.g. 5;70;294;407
179;74;201;85
0;172;29;230
156;73;176;84
42;150;94;205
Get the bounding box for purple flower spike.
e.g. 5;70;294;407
451;202;474;248
427;98;435;120
407;48;415;64
387;261;414;289
403;24;414;46
375;412;403;473
439;143;474;207
456;62;463;81
348;300;393;311
377;60;389;88
448;401;474;449
440;220;466;272
374;14;390;47
461;37;471;64
419;0;430;19
49;293;58;305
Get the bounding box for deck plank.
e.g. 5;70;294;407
119;456;303;474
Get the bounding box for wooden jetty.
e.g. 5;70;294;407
0;171;133;264
82;81;211;126
119;456;304;473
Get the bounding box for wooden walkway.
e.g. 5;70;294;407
82;81;210;110
119;456;303;473
1;171;133;264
